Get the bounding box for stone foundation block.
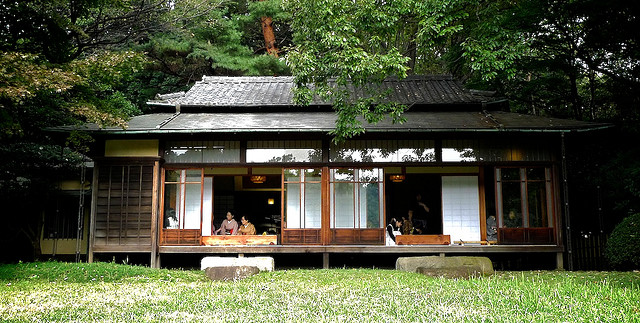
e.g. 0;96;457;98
205;266;260;281
396;256;494;278
201;256;274;272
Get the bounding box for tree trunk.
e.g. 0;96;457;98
261;15;278;57
569;70;581;119
258;0;278;58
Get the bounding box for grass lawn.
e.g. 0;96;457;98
1;261;639;322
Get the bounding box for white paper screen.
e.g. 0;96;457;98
442;176;480;242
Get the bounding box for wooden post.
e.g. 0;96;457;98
87;163;99;263
321;167;331;245
478;168;487;241
323;252;329;269
150;160;160;268
556;252;564;270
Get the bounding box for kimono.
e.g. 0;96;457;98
216;219;238;235
385;224;402;246
238;222;256;235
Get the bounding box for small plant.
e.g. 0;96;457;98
606;212;640;270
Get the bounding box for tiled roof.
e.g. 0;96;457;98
66;111;610;134
147;75;498;107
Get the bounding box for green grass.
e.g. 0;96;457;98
1;262;639;322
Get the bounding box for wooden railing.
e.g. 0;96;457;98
201;235;277;246
395;234;451;245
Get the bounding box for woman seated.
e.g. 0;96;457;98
215;211;238;235
385;217;403;246
238;216;257;235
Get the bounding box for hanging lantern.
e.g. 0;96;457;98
250;175;267;184
389;174;405;183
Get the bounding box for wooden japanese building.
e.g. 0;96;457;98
49;75;611;269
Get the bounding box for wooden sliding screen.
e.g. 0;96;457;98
93;162;156;251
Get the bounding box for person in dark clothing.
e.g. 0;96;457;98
412;193;430;234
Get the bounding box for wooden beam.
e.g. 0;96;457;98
92;245;152;252
158;244;563;254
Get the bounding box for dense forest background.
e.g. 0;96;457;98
1;0;638;265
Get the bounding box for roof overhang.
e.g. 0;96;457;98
49;111;613;135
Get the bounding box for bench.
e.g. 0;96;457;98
201;235;277;246
395;234;451;245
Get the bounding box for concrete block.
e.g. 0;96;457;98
201;256;274;272
205;266;260;281
396;256;494;278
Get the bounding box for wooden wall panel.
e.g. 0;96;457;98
330;229;384;245
498;228;555;245
282;229;322;244
94;164;155;247
161;229;201;245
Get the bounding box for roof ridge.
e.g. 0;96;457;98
201;76;294;83
199;75;457;84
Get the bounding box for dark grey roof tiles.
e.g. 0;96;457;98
75;111;609;134
147;75;497;108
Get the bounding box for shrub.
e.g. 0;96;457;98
605;213;640;270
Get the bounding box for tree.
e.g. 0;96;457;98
0;0;161;260
0;0;169;63
140;0;291;91
282;0;473;140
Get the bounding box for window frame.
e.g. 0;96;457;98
495;167;554;229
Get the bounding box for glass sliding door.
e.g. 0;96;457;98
161;169;212;245
495;167;555;244
329;168;384;244
282;168;323;244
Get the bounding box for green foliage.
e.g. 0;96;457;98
0;50;146;138
142;0;290;87
0;0;168;63
606;213;640;270
284;0;436;140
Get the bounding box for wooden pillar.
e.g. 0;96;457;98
556;252;564;270
478;167;487;241
87;162;100;263
150;160;160;268
321;167;331;245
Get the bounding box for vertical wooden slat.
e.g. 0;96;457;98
137;165;143;245
119;166;126;244
106;166;112;245
124;166;130;241
88;163;100;263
